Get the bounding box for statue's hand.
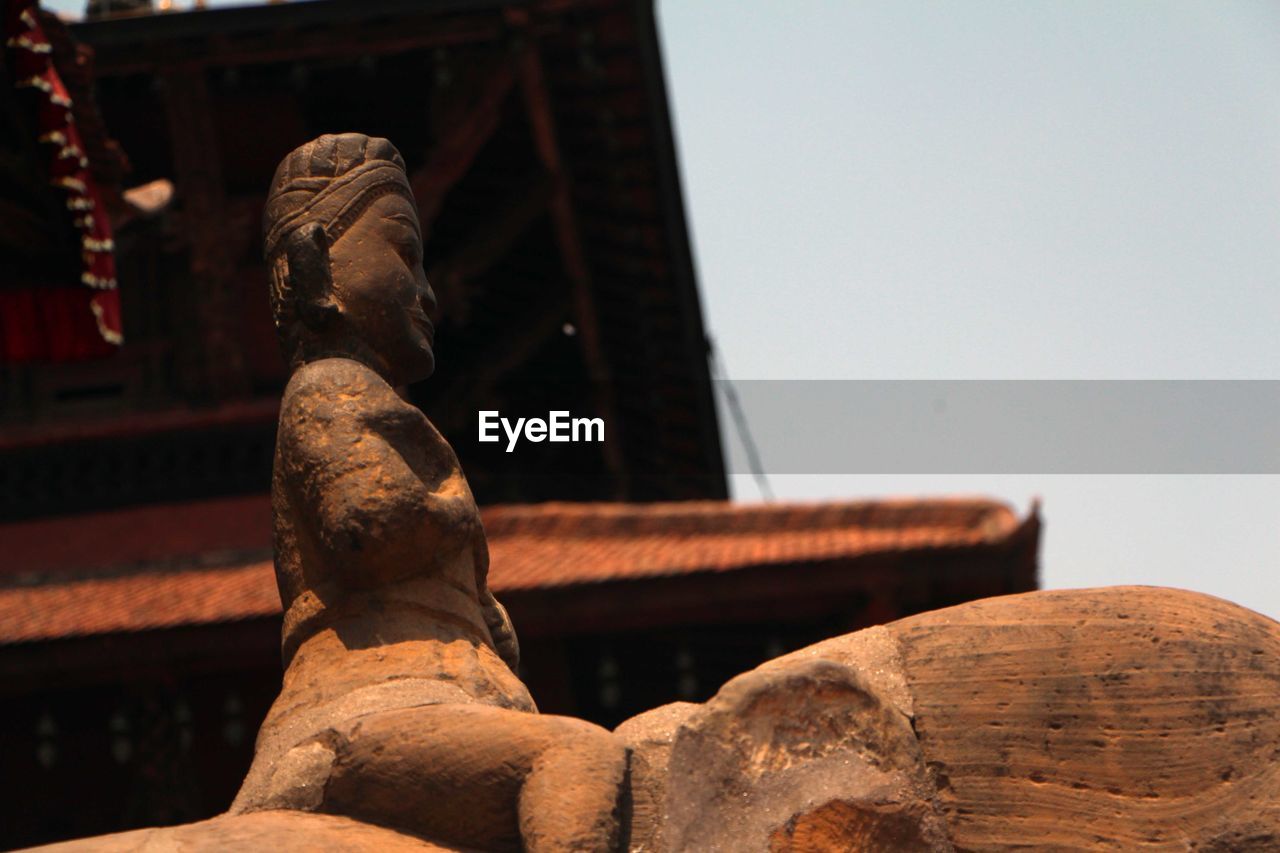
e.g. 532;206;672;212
480;589;520;673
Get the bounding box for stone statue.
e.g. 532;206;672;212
228;134;627;852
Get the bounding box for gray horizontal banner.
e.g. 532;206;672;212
717;380;1280;474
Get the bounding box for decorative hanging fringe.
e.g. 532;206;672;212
4;0;124;355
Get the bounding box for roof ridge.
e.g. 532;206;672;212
480;498;1014;538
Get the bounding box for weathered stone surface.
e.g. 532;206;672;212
308;704;627;851
22;810;465;852
614;702;699;852
659;657;950;852
894;586;1280;850
626;586;1280;851
767;799;939;852
756;624;913;719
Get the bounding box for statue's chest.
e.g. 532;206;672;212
376;406;481;535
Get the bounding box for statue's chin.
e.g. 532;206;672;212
400;349;435;385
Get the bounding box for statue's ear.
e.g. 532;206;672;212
284;223;340;331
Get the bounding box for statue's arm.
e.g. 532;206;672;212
481;588;521;671
470;536;520;670
277;366;437;589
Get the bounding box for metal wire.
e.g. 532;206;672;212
708;339;773;502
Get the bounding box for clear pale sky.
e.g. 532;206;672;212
656;1;1280;618
43;0;1280;617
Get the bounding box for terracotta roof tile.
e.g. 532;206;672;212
481;499;1019;590
0;561;281;645
0;498;1027;645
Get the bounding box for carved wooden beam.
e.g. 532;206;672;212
511;29;629;498
428;171;555;325
159;66;247;399
83;17;515;77
411;59;516;241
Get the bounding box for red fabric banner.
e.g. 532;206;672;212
3;0;122;362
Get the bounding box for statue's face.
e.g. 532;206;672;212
327;191;437;384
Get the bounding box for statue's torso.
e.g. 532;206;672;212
257;358;534;761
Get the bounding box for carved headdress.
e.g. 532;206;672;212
263;134;415;331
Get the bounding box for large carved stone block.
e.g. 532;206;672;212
621;586;1280;851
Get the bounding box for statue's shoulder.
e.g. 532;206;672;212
280;359;404;439
285;357;392;399
283;358;399;413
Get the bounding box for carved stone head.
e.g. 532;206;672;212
263;133;437;385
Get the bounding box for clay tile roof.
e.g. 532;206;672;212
0;561;281;646
0;498;1028;645
481;498;1021;591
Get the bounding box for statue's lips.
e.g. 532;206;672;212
412;313;435;344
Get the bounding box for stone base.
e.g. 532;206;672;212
617;586;1280;851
